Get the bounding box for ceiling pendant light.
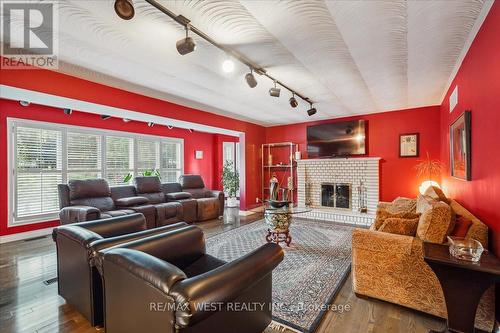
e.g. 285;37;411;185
114;0;135;20
176;26;196;55
245;68;257;88
269;81;280;97
222;58;235;73
289;93;298;108
307;103;317;116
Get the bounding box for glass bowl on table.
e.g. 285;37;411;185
447;236;484;262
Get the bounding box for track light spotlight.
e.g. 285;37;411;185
188;129;194;133
63;108;72;115
176;26;196;55
167;125;174;129
289;94;298;108
269;81;280;97
19;100;30;107
307;103;317;116
147;122;155;127
245;68;257;88
101;115;111;120
123;118;131;122
114;0;135;20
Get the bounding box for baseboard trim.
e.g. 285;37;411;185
0;227;55;244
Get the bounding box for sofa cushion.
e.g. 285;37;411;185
115;196;149;207
71;197;115;212
111;185;137;200
165;192;192;200
378;217;420;236
424;186;450;204
185;188;208;199
69;178;110;200
161;182;183;194
417;201;454;244
374;208;420;230
179;174;205;189
135;176;162;194
386;197;417;214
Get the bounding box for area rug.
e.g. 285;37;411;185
206;218;353;333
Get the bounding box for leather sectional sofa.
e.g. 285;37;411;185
58;175;224;227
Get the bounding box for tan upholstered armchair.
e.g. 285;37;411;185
352;199;494;331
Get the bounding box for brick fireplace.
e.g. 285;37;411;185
296;157;380;226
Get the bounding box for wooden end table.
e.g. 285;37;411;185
423;242;500;333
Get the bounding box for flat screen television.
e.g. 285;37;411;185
307;120;366;158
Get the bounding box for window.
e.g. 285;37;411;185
9;119;183;226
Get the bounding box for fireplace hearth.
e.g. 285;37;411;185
321;183;351;210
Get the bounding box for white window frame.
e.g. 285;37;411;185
7;118;184;227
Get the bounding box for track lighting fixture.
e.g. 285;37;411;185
147;122;155;127
19;100;30;107
289;94;298;108
123;118;131;122
245;68;257;88
307;103;317;116
269;81;281;98
63;108;72;115
114;0;135;20
176;26;196;55
101;115;111;120
222;58;235;73
167;125;174;129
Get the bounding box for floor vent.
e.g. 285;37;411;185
43;277;58;285
24;235;48;242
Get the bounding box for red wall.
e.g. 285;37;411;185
265;106;442;202
0;99;219;235
0;64;265;236
439;2;500;255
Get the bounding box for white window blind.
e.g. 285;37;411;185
106;136;134;185
14;126;62;220
67;132;102;181
9;119;184;226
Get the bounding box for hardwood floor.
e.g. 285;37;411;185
0;209;446;333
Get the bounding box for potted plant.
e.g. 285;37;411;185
123;169;161;183
222;160;239;207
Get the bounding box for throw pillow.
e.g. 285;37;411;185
424;186;450;204
388;197;417;214
374;208;420;230
416;201;454;244
378;217;420;236
450;215;473;238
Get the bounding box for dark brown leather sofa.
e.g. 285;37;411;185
133;177;184;227
97;225;284;333
179;174;224;221
58;178;156;227
52;212;187;326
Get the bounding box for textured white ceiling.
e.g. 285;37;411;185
2;0;493;126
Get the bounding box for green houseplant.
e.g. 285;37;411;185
222;160;239;207
123;169;161;184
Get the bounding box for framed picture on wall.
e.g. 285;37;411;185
399;133;419;157
450;110;471;180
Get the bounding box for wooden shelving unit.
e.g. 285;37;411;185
261;142;299;204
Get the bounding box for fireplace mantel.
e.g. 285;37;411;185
296;157;380;226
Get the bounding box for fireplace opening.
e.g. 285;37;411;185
321;183;351;210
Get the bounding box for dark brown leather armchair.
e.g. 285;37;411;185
98;226;284;333
179;174;224;221
58;178;156;227
134;177;183;227
52;213;187;326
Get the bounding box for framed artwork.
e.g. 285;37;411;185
195;150;203;159
450;111;471;180
399;133;419;157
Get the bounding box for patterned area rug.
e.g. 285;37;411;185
206;218;353;333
